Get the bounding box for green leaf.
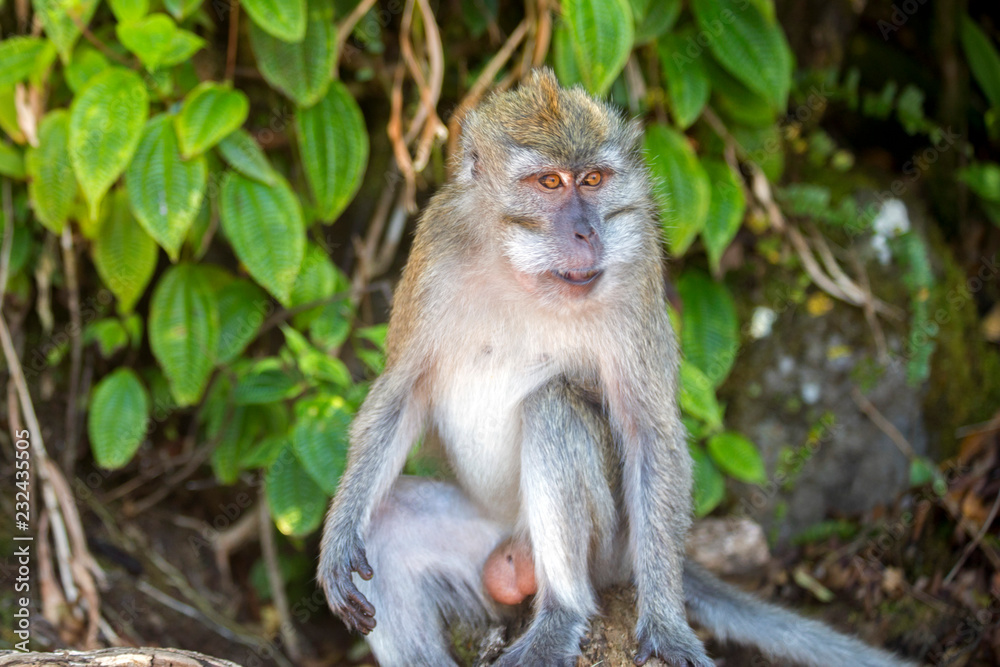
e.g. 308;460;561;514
282;325;352;387
679;360;723;430
116;14;205;71
216;279;270;363
289;243;338;327
960;15;1000;110
88;368;150;469
64;47;110;93
175;83;249;159
220;172;305;305
958;162;1000;202
707;432;766;484
267;447;327;536
242;434;288;470
632;0;681;44
644;124;711;255
32;0;101;63
704;45;780;128
211;406;257;484
83;318;130;357
296;81;369;222
109;0;149;23
657;29;710;129
701;159;746;273
560;0;634;96
0;142;25;180
310;298;353;352
234;362;301;405
0;37;47;88
69;68;149;219
691;444;725;517
149;264;220;406
552;22;584;89
677;270;739;386
92;188;158;313
249;0;335;107
217;129;277;185
691;0;793;111
163;0;201;19
291;394;352;495
26;111;76;234
126;114;208;261
242;0;307;42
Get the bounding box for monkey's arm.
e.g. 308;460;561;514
318;368;426;634
606;306;712;667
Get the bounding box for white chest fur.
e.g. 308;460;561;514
432;336;553;525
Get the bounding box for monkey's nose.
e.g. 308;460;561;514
574;225;598;246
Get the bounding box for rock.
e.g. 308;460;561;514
722;300;928;542
687;517;770;576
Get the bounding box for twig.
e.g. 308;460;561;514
850;387;916;461
702;107;902;320
61;226;83;471
387;64;418;209
943;489;1000;586
530;0;552;69
333;0;380;78
849;250;890;363
66;9;134;68
0;312;102;645
372;191;411;276
259;502;306;660
0;179;13;305
446;18;530;161
125;443;211;516
409;0;446;171
225;0;240;83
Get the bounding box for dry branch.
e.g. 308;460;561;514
0;648;243;667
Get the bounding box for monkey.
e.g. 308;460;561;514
318;69;913;667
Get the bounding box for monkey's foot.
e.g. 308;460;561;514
633;618;713;667
490;607;586;667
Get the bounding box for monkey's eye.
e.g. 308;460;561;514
538;174;562;189
582;171;603;187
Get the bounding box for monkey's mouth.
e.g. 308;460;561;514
552;269;602;286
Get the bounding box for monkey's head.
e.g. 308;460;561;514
456;68;655;301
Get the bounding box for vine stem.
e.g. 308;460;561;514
60;225;83;472
225;0;240;83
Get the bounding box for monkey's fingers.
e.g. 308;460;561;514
351;549;374;580
634;638;713;667
347;587;376;618
633;643;653;666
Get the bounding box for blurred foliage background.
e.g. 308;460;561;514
1;0;999;664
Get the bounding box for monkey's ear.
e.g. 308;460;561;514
457;135;482;184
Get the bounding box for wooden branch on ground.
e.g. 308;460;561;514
0;648;242;667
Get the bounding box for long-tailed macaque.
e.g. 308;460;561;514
318;69;912;667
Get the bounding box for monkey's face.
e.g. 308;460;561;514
501;166;608;297
457;69;654;303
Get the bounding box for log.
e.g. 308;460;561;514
0;648;243;667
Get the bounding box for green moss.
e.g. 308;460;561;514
922;251;1000;457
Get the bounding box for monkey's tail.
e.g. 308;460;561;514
682;561;917;667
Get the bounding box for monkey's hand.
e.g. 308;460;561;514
319;532;376;634
634;616;713;667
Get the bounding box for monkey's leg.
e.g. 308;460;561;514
356;476;505;667
493;380;617;667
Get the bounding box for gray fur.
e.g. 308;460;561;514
683;562;916;667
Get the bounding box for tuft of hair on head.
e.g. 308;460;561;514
457;68;641;182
